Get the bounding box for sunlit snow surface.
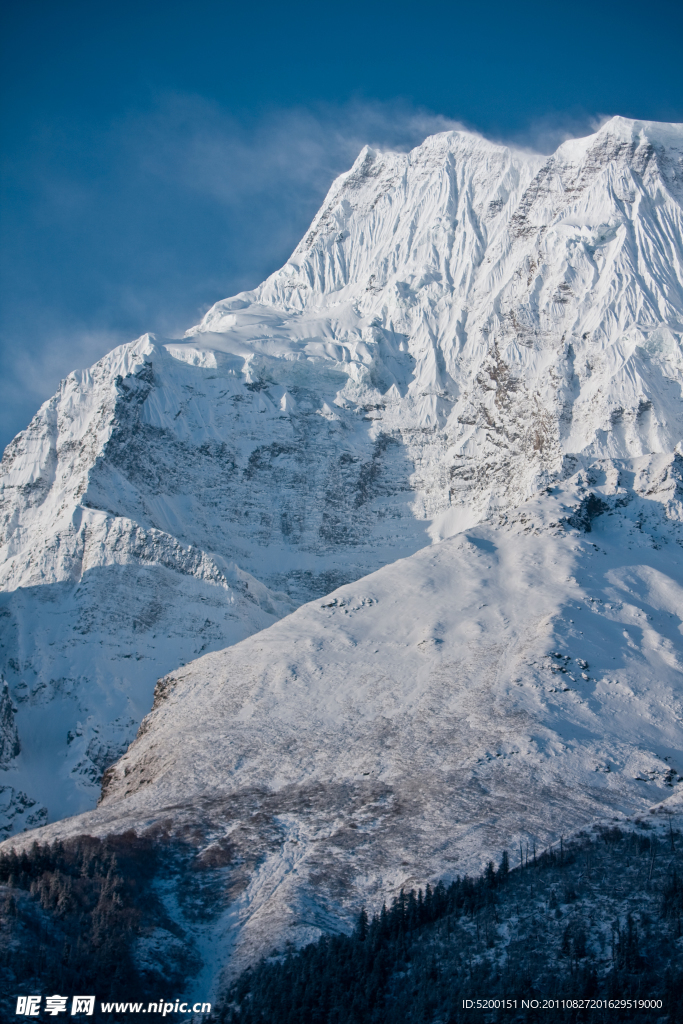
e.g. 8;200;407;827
5;457;683;993
1;116;683;976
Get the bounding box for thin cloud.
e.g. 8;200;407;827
498;109;611;154
0;95;600;449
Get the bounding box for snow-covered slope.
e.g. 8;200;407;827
1;116;683;837
6;453;683;998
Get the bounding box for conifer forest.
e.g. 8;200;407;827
2;816;682;1022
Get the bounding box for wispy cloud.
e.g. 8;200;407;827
0;95;597;448
0;96;469;446
499;109;613;154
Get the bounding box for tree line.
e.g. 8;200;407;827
220;827;683;1024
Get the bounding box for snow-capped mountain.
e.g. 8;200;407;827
1;114;682;856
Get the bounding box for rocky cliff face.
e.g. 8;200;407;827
0;116;682;845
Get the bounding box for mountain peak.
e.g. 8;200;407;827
554;114;683;161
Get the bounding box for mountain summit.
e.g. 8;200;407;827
1;119;682;972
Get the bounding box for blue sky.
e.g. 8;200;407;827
1;0;682;449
